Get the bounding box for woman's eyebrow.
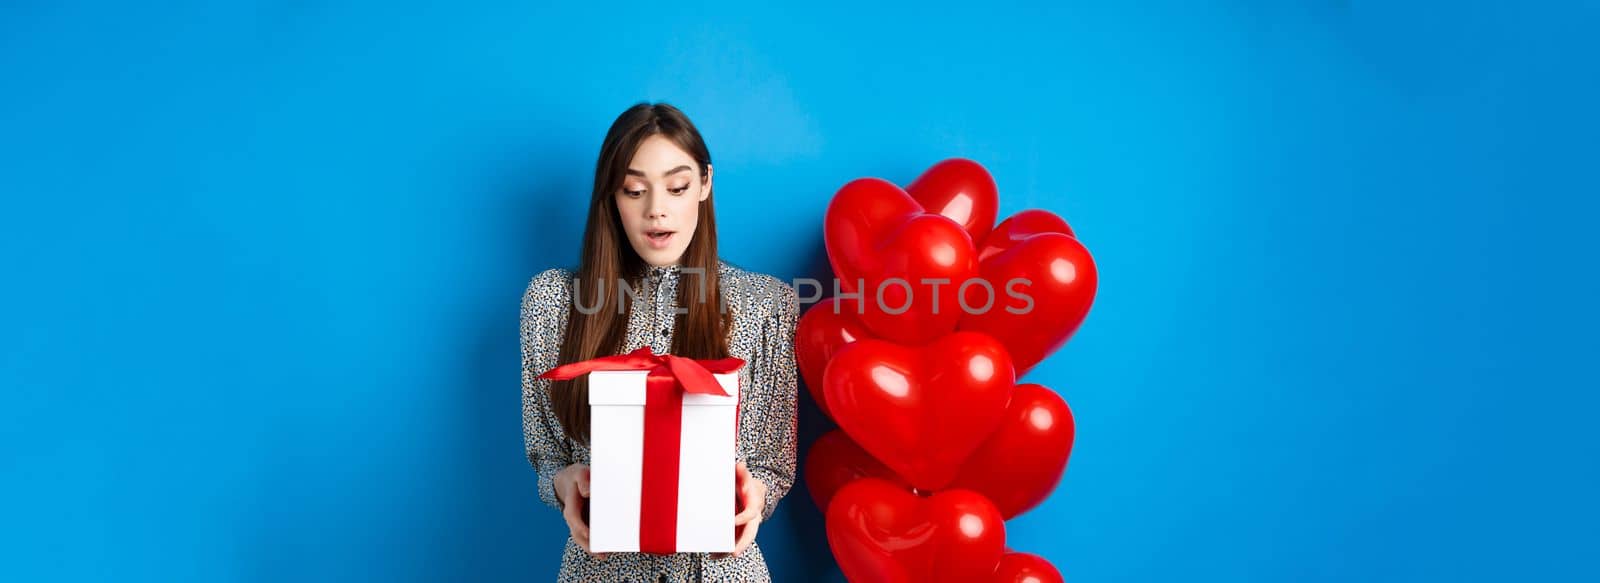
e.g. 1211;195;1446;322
625;165;694;178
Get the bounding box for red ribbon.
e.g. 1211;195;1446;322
538;346;744;554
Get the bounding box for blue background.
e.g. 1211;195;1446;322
3;1;1596;581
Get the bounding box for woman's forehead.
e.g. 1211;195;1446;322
626;135;699;177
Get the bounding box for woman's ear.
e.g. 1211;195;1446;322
699;164;713;202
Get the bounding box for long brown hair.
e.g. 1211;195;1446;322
551;102;731;444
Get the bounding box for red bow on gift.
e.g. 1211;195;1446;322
538;346;745;554
537;346;744;394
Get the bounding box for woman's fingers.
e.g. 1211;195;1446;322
734;493;760;525
712;515;760;560
555;464;605;559
733;516;760;557
734;465;766;525
574;529;589;551
562;485;593;551
563;501;589;538
731;461;764;557
569;518;589;551
561;465;604;559
561;495;582;527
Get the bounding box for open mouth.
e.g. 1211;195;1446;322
645;229;676;248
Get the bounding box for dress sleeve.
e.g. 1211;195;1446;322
522;269;573;511
740;280;800;522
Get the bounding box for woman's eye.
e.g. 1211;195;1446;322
669;186;689;195
623;189;644;198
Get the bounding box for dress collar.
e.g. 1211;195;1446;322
642;260;735;281
644;263;681;281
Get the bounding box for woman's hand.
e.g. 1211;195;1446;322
714;461;768;559
553;463;607;560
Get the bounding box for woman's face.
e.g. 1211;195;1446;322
615;134;711;267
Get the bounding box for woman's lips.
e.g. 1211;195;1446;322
645;230;676;249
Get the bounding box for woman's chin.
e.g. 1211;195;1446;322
633;244;685;266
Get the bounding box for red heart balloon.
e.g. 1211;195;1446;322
906;158;1000;245
803;429;907;513
959;209;1097;377
989;551;1064;583
824;331;1015;491
975;208;1076;261
948;384;1076;519
824;177;978;345
796;297;875;421
827;478;1006;583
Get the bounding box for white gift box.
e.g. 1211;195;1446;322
587;368;740;554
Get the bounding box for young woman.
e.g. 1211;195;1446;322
520;102;799;582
